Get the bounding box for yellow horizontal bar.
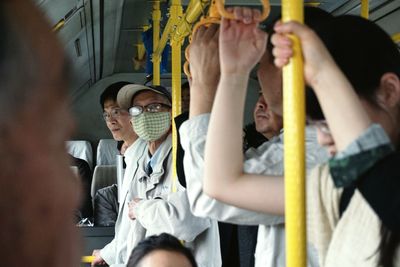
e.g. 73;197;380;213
304;2;320;7
52;19;65;32
81;256;94;263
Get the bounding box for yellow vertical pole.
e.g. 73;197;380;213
281;1;306;267
170;0;183;193
361;0;369;19
393;33;400;43
152;0;161;85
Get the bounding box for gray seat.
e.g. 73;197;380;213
66;140;93;170
96;139;119;166
91;165;117;200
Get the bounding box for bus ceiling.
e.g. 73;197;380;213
33;0;399;90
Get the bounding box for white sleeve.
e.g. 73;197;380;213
180;114;284;226
135;188;212;242
100;237;117;265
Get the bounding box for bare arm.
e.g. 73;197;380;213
272;21;372;151
180;115;285;225
188;24;220;117
203;8;285;215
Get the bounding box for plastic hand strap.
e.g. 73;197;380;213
215;0;270;21
183;60;191;78
184;18;220;78
192;17;221;36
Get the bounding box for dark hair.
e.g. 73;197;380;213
127;233;198;267
243;122;268;151
182;81;190;90
99;81;131;109
306;15;400;120
306;15;400;265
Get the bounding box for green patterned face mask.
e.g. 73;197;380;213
132;112;171;141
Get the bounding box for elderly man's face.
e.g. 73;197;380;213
253;94;283;139
257;52;283;116
130;91;172;145
103;99;135;143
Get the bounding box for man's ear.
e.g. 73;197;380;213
377;72;400;108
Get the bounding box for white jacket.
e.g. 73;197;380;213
102;134;221;267
180;114;328;267
100;138;147;267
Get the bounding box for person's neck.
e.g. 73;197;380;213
263;128;282;140
148;133;169;155
124;135;138;148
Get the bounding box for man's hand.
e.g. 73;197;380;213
188;24;221;117
128;198;142;220
219;7;267;76
91;249;106;266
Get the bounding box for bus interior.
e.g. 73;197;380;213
32;0;400;265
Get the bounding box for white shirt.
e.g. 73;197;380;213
100;138;147;267
180;114;328;267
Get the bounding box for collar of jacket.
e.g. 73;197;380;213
138;134;172;184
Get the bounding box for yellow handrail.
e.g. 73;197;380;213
215;0;270;21
170;0;210;44
170;0;183;193
392;33;400;43
184;0;221;79
81;256;94;263
152;0;161;85
361;0;369;19
52;19;65;32
282;1;306;267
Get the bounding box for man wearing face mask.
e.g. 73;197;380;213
96;84;220;267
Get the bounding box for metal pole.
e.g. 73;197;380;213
170;0;183;193
152;0;161;85
361;0;369;19
281;1;306;267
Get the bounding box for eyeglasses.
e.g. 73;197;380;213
102;108;128;121
129;103;171;117
307;119;331;135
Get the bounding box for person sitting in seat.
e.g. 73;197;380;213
69;154;93;220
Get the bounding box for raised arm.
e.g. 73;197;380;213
203;7;285;215
271;21;372;151
182;21;284;224
188;24;220;118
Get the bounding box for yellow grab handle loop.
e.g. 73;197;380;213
183;61;191;78
184;17;220;79
215;0;270;21
192;17;221;36
185;45;190;61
